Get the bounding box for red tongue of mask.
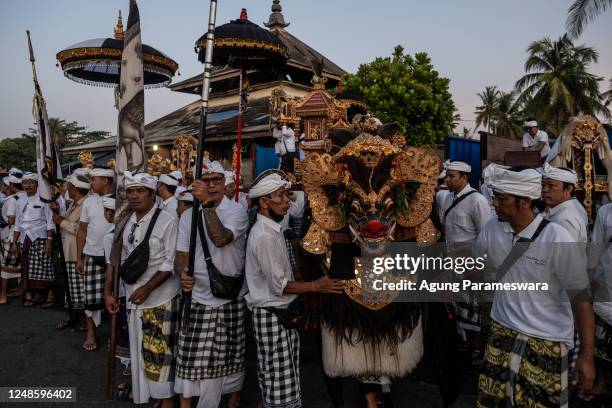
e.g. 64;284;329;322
361;220;386;237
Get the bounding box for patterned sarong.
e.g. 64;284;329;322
176;298;246;380
252;307;301;408
65;261;85;310
141;296;180;383
1;237;21;278
477;320;569;408
24;237;54;290
83;255;105;310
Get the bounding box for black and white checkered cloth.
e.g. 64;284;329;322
284;237;296;270
176;298;246;380
568;329;580;375
27;238;54;282
83;255;105;310
65;261;85;310
252;307;301;408
595;317;612;363
1;238;21;277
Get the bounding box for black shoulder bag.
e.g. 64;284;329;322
197;215;244;299
119;209;162;284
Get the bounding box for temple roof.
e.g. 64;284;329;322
62;97;272;154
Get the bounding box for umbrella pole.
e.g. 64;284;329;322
235;67;245;201
181;0;218;334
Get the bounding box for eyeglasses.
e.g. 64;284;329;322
127;223;139;244
201;176;224;185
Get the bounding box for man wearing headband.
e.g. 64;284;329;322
443;160;491;247
0;177;21;304
273;122;297;173
77;167;113;351
475;165;595;407
12;173;55;308
105;171;180;406
53;174;91;330
176;189;193;218
434;169;450;225
175;160;248;408
522;118;550;161
245;171;345;408
540;163;587;243
157;171;181;218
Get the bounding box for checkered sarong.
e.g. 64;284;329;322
1;237;20;277
176;298;246;380
83;255;105;311
65;261;85;310
284;237;296;270
477;320;569;408
252;307;301;408
26;238;55;283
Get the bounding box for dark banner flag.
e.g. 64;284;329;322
115;0;146;220
27;31;62;202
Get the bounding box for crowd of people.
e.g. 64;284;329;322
1;128;612;408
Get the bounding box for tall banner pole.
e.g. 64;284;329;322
181;0;218;333
107;0;146;399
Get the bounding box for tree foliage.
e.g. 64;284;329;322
0;118;112;170
566;0;612;38
515;34;607;136
343;46;456;145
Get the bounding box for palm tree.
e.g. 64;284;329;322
567;0;612;38
475;86;500;135
604;78;612;108
450;111;462;132
515;34;606;136
494;92;523;139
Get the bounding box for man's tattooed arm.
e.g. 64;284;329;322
202;208;234;247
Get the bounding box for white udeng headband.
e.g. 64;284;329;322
68;175;90;190
539;163;577;185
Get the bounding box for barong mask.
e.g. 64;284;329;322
302;132;440;256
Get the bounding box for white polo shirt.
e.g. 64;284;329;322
80;194;112;256
544;198;588;243
444;184;492;245
14;193;54;243
121;206;179;309
245;214;297;308
475;214;589;346
522;130;550;158
176;197;249;306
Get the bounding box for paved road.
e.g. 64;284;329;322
1;296;476;408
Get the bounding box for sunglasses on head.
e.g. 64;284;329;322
127;223;139;244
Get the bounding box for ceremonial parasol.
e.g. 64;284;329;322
56;11;178;88
195;8;288;199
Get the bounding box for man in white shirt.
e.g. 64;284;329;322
540;163;588;243
158;171;181;217
522;119;550;161
0;177;21;304
273;122;297;173
176;189;193;218
176;160;249;408
53;174;90;330
224;170;249;208
475;164;595;407
434;170;451;226
77;167;113;351
12;173;55;307
104;172;180;407
245;171;344;408
443;160;491;248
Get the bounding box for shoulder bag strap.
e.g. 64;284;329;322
197;214;214;265
496;219;550;280
444;190;477;218
142;209;162;241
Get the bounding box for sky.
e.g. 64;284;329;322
0;0;611;140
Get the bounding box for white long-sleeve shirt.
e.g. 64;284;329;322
245;214;297;308
14;193;54;243
544;198;588;243
589;203;612;325
273;125;296;156
444;184;492;245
